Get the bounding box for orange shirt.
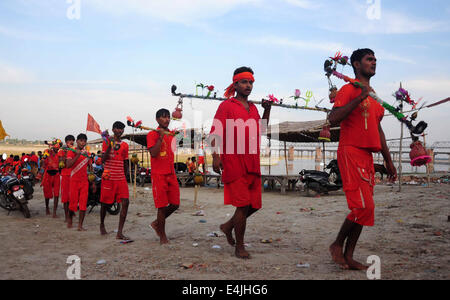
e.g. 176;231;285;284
188;162;196;173
210;98;261;183
334;83;385;152
102;141;128;181
45;151;60;171
67;151;90;181
147;128;176;175
58;148;72;176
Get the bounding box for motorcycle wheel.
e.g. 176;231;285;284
306;182;321;197
140;176;145;187
19;202;31;218
107;202;121;215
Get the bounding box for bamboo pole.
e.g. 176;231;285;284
322;141;326;171
268;138;271;175
132;128;137;200
398;83;404;192
284;141;289;176
423;133;430;187
171;88;330;113
194;185;199;208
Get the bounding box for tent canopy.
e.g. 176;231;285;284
267;120;340;143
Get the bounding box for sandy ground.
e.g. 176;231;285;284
0;178;449;280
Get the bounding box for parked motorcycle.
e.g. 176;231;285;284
136;167;151;187
299;159;342;196
0;175;31;218
87;167;121;215
18;168;34;200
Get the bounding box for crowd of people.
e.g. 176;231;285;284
1;49;398;270
1;151;40;178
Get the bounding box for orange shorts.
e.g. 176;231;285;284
69;180;88;212
338;146;375;227
60;175;71;204
43;172;60;199
151;173;180;209
100;179;129;205
224;173;261;209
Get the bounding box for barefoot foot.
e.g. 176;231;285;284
329;244;349;270
100;225;108;235
220;224;235;246
235;246;250;259
116;233;131;240
159;237;169;245
151;221;161;238
345;257;368;271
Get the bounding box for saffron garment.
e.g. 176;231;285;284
100;140;129;205
333;83;385;152
67;151;89;212
210;98;262;208
146;128;176;175
334;83;385;227
147;129;180;208
42;151;60;199
224;173;261;209
151;174;180;208
338;146;375;226
58;149;71;204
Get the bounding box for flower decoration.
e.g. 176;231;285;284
206;85;215;98
394;87;416;106
267;94;280;103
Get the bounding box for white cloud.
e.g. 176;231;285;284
284;0;321;10
87;0;262;25
318;1;449;35
250;36;353;54
400;78;450;96
0;25;75;42
0;62;34;84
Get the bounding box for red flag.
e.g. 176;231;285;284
86;114;102;134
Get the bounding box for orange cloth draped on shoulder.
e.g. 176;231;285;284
224;72;255;99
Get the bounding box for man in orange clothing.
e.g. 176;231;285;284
99;121;130;240
328;49;397;270
210;67;272;259
65;134;91;231
29;151;39;178
147;109;180;245
59;135;75;223
42;140;62;217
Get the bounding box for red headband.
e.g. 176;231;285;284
224;72;255;99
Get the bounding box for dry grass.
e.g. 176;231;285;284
0;145;47;156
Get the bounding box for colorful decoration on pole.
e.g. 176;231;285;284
289;89;301;106
196;83;216;98
171;85;330;113
126;116;179;136
409;139;432;167
172;97;184;120
267;94;280;103
44;139;63;150
324;55;428;136
394;87;418;110
318;124;331;142
324;52;430;166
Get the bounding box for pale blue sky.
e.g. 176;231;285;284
0;0;449;143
